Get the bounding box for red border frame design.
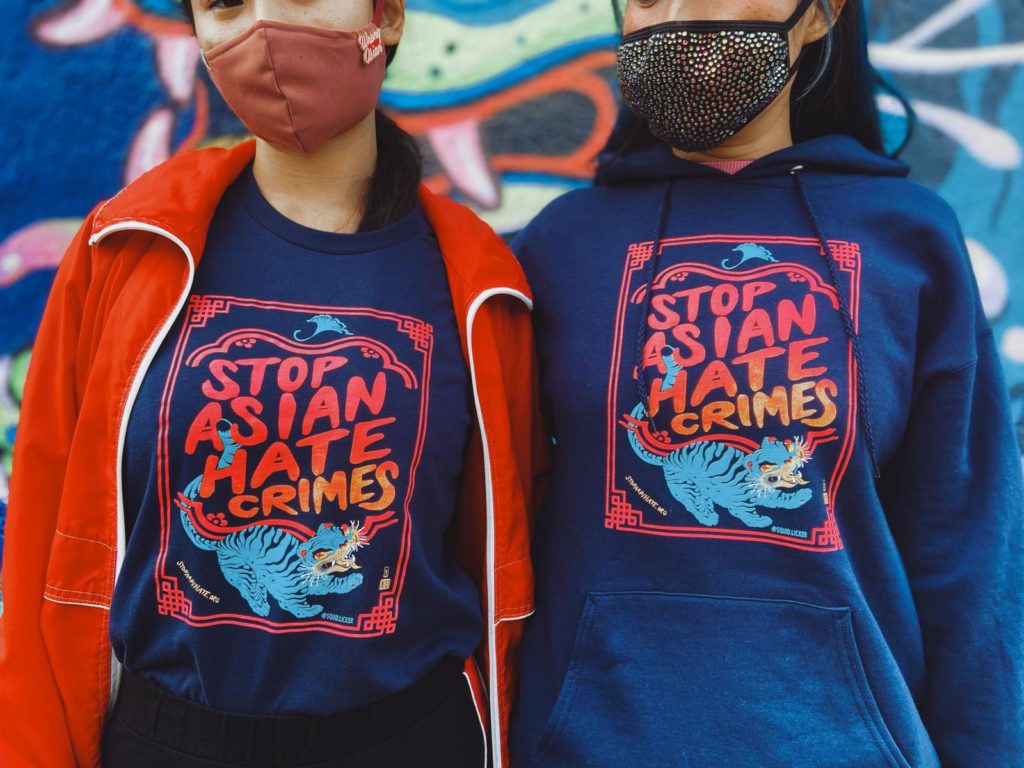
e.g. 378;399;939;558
605;235;862;553
153;296;433;636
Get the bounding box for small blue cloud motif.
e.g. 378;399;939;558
722;243;779;270
294;314;354;342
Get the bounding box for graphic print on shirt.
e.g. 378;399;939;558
154;295;433;635
607;236;863;551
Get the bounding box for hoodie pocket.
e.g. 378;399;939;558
533;592;911;768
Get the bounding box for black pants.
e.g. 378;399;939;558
101;658;487;767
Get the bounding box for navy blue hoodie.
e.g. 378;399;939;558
510;135;1024;768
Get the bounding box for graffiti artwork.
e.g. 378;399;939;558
0;0;1022;579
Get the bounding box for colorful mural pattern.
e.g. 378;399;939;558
1;1;1022;577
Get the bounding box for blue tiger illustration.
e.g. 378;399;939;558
175;419;364;618
627;403;812;528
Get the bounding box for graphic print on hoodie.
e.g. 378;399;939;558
110;166;482;714
611;234;860;550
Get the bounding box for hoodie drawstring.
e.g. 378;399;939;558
635;181;674;430
790;164;882;479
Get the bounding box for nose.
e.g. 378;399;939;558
649;0;717;23
248;0;286;24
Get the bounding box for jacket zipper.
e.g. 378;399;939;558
465;287;533;768
88;222;197;713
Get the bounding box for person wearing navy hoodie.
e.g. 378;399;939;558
510;0;1024;766
0;1;535;766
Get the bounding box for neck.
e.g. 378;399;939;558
252;111;378;234
673;84;795;164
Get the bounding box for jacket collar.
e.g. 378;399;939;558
91;139;531;312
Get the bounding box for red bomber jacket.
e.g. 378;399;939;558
0;140;545;768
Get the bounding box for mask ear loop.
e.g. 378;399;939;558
784;0;820;28
784;0;820;97
372;0;386;27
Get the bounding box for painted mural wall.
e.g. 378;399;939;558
0;0;1022;580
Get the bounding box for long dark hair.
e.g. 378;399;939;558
605;0;913;161
179;1;421;233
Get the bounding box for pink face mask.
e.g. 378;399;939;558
202;0;387;154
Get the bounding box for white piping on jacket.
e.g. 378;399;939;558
497;609;535;624
88;222;197;714
464;287;533;768
463;670;489;768
42;595;111;611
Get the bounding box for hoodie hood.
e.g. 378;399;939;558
596;133;909;187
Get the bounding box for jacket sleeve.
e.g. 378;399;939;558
0;206;100;767
882;322;1024;766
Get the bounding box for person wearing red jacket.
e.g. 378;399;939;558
0;1;544;766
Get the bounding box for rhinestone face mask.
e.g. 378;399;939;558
617;0;817;153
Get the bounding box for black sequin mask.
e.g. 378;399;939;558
617;0;816;152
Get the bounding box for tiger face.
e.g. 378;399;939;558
746;436;810;496
301;522;364;576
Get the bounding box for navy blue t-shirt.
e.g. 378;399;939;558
110;166;482;715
